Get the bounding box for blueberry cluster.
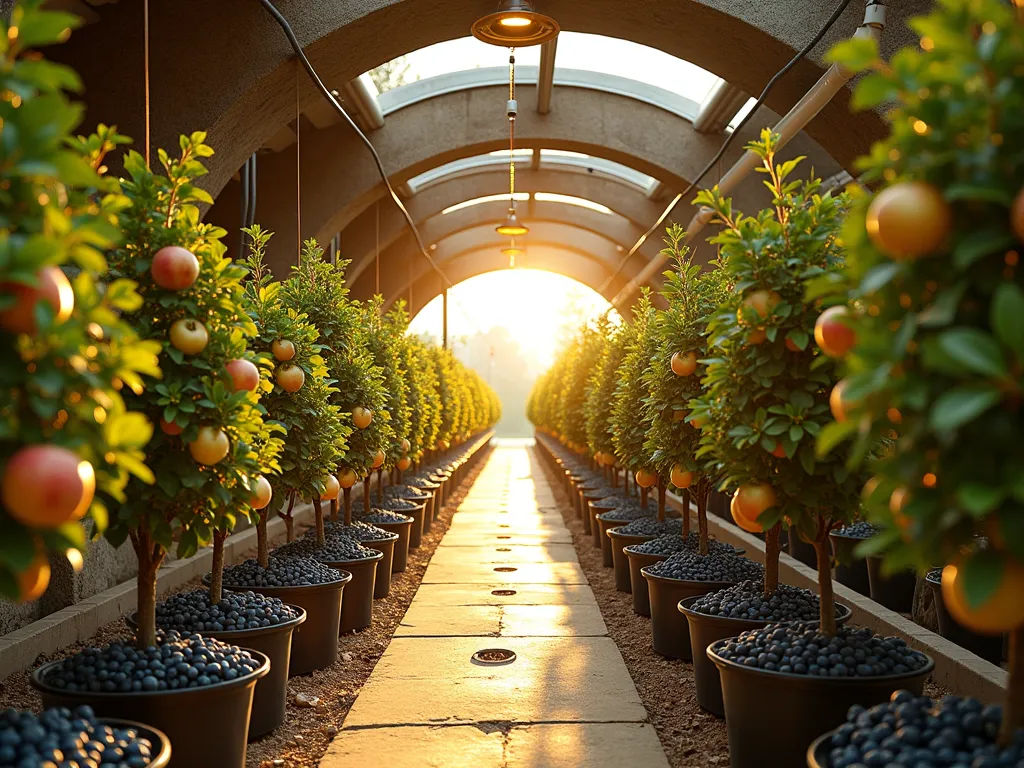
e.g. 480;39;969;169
154;589;299;633
41;632;264;693
276;535;377;563
358;509;413;525
626;533;739;557
384;485;429;499
644;551;764;583
0;705;159;768
823;691;1020;768
222;556;346;588
377;498;420;511
597;506;654;524
614;518;683;537
834;520;882;539
690;580;834;622
594;496;629;509
715;625;930;677
319;520;395;542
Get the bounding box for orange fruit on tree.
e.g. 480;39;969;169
0;266;74;335
671;351;698;377
769;442;787;458
830;379;854;422
634;469;658;488
188;426;230;465
337;469;358;489
670;464;693;489
17;551;51;603
866;181;951;260
740;290;781;322
352;407;373;429
941;556;1024;635
372;450;386;469
731;483;776;532
815;306;857;358
730;493;764;534
747;328;767;345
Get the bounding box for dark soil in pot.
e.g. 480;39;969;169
358;510;415;573
218;556;351;676
31;632;270;768
865;555;917;612
321;521;399;597
625;534;745;616
709;626;933;768
276;536;384;633
925;569;1004;664
137;589;305;740
807;690;1015;768
642;553;764;660
829;526;874;596
596;505;653;567
680;581;853;717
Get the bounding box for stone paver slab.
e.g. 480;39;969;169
322;725;504;768
500;604;607;637
506;723;670;768
430;544;580;565
342;636;646;727
441;531;574;546
411;583;599;607
422;561;587;585
397;604;501;636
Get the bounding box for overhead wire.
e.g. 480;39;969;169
598;0;857;293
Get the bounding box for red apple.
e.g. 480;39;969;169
670;351;698;377
670;464;693;489
276;364;305;393
250;475;273;510
225;358;260;392
0;266;74;335
814;306;857;358
271;338;296;362
352;407;373;429
160;418;183;436
337;469;358;489
866;181;951;260
2;445;96;529
321;474;340;501
188;426;230;465
169;319;208;355
151;246;200;291
740;290;781;322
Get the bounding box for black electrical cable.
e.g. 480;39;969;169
248;153;258;228
601;0;860;293
257;0;453;289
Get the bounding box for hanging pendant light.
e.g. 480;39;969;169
471;0;560;48
501;239;526;268
495;46;529;238
497;208;528;237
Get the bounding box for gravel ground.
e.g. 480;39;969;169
537;449;948;768
0;449;491;768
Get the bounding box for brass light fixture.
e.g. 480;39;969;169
501;240;526;268
471;0;560;48
496;209;528;237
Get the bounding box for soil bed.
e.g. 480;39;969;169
0;451;489;768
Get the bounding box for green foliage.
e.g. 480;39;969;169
821;0;1024;587
410;336;442;456
241;227;347;506
690;131;862;542
387;304;433;460
105;134;280;565
558;324;605;448
584;324;626;458
282;245;390;476
0;1;160;598
360;297;410;469
611;293;658;472
643;227;728;480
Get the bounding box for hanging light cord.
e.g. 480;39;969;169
600;0;856;290
257;0;453;289
509;49;516;207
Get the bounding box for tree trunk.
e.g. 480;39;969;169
376;468;384;505
343;487;353;526
314;495;325;546
764;524;781;596
1000;627;1024;745
656;479;666;523
133;532;164;649
814;536;837;636
330;498;338;523
623;469;630;497
640;486;648;509
283;493;296;542
209;530;225;604
697;482;709;555
363;477;371;512
681;488;691;539
257;511;269;568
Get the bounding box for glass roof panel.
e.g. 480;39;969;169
533;192;612;214
441;192;529;215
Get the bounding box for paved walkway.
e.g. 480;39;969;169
321;444;668;767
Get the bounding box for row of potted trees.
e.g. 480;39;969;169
530;2;1024;765
0;3;500;765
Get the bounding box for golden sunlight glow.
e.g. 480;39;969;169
442;192;529;215
500;15;532;27
533;192;612;214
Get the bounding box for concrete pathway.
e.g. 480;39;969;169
321;444;668;768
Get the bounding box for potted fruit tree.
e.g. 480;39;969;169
685;133;932;766
0;5;159;604
399;333;443;533
811;4;1024;762
31;135;275;768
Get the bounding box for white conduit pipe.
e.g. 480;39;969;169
611;0;887;309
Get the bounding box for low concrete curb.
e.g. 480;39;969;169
0;502;314;682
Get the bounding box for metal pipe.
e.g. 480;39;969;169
612;0;886;309
537;38;557;115
341;74;385;132
247;154;258;227
442;289;449;349
239;156;251;235
693;79;749;134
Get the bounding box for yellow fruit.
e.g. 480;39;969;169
942;557;1024;635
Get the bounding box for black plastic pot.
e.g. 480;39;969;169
101;719;173;767
865;556;916;612
679;596;853;718
326;552;384;633
642;569;735;659
397;499;428;547
227;576;350;675
787;528;818;569
367;519;413;573
708;640;933;768
597;514;652;567
589;503;617;550
624;547;671;616
362;534;399;597
608;528;657;593
579;489;605;535
31;651;270;768
925;574;1004;664
829;531;871;596
134;602;305;740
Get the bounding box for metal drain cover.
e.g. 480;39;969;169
472;648;517;666
491;589;517;596
496;535;511;539
496;547;512;552
493;566;518;572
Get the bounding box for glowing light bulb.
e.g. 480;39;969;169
500;15;532;26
